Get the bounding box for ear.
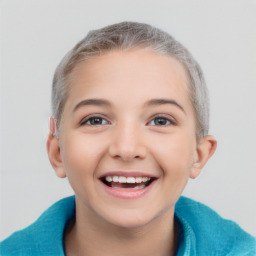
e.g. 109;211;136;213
47;134;66;178
190;135;217;179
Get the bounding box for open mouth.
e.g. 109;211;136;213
100;176;156;190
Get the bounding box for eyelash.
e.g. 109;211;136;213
80;115;176;127
148;116;176;126
80;115;109;126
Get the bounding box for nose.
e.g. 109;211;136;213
108;121;147;162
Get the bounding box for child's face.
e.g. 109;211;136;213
50;49;213;228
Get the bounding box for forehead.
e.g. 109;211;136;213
66;49;191;103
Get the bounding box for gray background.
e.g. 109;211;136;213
1;0;256;239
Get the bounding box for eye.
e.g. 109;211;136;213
81;116;109;126
148;116;175;126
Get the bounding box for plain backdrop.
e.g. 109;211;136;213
1;0;256;239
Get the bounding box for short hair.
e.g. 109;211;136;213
52;21;209;139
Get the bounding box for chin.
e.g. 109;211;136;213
111;217;152;229
102;208;163;229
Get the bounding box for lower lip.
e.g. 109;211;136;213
100;179;157;199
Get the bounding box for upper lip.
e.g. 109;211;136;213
99;171;158;179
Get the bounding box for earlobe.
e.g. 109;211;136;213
190;135;217;179
47;134;66;178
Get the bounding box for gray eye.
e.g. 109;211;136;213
83;117;108;125
148;117;172;126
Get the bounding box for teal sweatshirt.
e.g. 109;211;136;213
1;196;255;255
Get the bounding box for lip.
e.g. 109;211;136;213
99;176;158;199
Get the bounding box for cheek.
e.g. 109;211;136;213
154;134;194;167
144;133;195;209
59;133;109;203
60;133;107;178
150;133;195;189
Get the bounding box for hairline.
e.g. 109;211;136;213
52;22;209;141
57;47;199;138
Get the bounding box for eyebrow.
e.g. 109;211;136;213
73;98;185;113
73;98;111;112
145;98;185;113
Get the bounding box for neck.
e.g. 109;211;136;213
65;202;178;256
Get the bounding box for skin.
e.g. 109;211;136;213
47;49;216;256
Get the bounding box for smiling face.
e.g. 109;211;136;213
47;49;216;228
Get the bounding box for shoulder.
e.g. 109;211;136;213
0;196;75;256
175;196;256;255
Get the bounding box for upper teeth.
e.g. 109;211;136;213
105;176;151;184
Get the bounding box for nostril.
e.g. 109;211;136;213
108;137;147;161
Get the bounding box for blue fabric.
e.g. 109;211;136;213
0;197;75;256
1;196;255;255
175;197;256;255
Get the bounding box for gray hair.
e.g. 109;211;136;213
52;21;209;139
